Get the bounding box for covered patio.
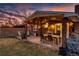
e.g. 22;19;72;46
24;11;79;49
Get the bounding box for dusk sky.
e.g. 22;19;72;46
0;3;78;16
0;3;77;12
0;3;78;26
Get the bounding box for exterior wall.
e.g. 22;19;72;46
74;22;79;33
0;28;25;38
75;5;79;15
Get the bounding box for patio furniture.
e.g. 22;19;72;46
51;34;61;45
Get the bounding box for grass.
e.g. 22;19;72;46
0;38;58;56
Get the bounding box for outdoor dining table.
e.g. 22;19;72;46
43;33;61;45
43;34;60;39
51;34;61;45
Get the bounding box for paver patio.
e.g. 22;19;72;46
24;36;60;50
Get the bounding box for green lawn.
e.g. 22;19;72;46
0;38;58;56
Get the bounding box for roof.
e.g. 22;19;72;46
28;11;79;20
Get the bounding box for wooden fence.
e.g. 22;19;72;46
0;28;25;38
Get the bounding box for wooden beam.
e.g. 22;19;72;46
62;17;68;48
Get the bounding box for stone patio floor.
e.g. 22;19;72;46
23;36;61;50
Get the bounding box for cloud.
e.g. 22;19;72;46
47;4;76;12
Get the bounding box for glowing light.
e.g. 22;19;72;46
70;22;73;26
50;24;55;29
56;23;61;26
44;23;48;28
56;23;62;31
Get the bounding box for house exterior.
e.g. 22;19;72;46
25;11;79;48
75;5;79;15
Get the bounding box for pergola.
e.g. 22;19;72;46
25;11;79;48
